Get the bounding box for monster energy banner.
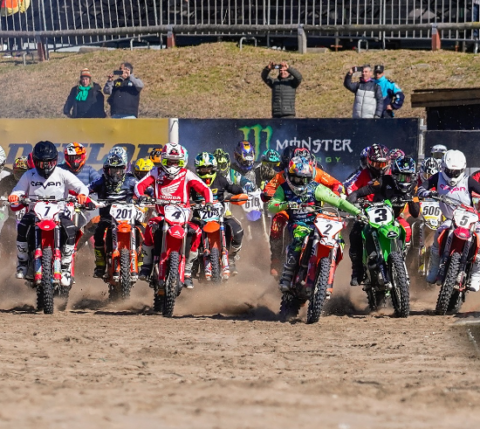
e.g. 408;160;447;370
179;119;419;181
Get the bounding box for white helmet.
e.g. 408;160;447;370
441;150;466;187
431;144;447;161
0;146;5;173
160;142;187;178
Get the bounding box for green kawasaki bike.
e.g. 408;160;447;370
359;200;410;318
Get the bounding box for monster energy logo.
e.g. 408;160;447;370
238;125;273;160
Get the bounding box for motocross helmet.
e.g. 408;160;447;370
360;147;370;169
388;148;405;162
149;147;163;167
160;142;187;178
213;148;231;177
234;141;255;171
103;153;127;189
441;149;466;187
0;146;6;173
133;158;154;180
12;156;28;182
64;142;87;173
286;156;314;196
431;144;447;161
419;157;439;182
367;144;390;178
260;149;282;181
391;156;417;194
195;152;217;184
32;141;58;179
27;153;35;170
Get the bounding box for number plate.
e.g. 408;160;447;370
164;205;191;223
453;208;479;229
314;216;343;241
242;190;263;214
199;202;224;222
34;202;61;220
366;205;394;226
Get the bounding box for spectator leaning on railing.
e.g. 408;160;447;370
63;68;106;119
104;62;144;119
373;65;405;118
344;65;383;119
261;61;302;118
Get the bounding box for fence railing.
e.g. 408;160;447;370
1;1;479;50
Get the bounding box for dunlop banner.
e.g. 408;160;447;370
179;119;419;181
0;119;169;168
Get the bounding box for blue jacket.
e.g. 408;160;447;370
58;163;101;186
374;75;405;118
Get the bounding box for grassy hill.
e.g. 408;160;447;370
1;43;479;119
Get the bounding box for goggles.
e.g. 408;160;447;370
262;160;282;171
394;173;413;183
162;158;185;168
197;166;214;175
369;160;388;170
291;176;309;185
293;148;310;158
444;168;463;179
135;170;149;180
36;160;57;169
432;152;444;160
217;161;228;170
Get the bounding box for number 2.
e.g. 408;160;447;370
323;224;333;235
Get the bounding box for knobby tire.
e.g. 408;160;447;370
306;257;330;324
41;247;54;315
279;292;302;323
210;247;221;284
163;251;180;317
436;252;461;315
389;251;410;318
120;248;132;300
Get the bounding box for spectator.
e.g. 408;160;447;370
104;62;144;119
344;65;383;119
373;65;405;118
63;68;106;118
261;61;302;118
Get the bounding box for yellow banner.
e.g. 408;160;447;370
1;119;170;168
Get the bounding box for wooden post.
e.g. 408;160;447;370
431;23;441;51
36;36;45;61
167;25;175;49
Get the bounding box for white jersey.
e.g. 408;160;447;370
11;167;89;210
436;174;471;219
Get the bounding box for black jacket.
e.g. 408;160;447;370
261;67;302;118
63;83;106;118
106;78;142;117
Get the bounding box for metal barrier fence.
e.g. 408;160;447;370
0;0;479;50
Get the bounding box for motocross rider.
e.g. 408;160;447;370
347;156;420;285
262;146;344;278
213;148;255;191
430;144;447;168
418;149;480;291
191;152;246;275
268;155;360;292
254;149;283;190
89;147;140;278
8;141;88;286
387;148;405;162
418;157;439;187
231;141;258;186
134;143;214;288
343;147;370;187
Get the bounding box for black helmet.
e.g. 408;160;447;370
391;156;417;194
32;141;58;179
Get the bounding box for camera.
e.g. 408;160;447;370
353;66;363;73
274;64;280;69
113;70;123;75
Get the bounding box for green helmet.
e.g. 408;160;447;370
213;148;231;177
261;149;281;164
260;148;282;182
194;152;217;183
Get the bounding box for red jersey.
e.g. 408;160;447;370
135;167;213;214
346;168;375;201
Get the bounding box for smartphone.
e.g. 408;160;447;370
113;70;123;75
353;66;363;73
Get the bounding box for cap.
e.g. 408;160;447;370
374;65;384;74
80;68;92;78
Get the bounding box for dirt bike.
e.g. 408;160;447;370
4;197;83;314
428;194;479;315
146;200;192;317
412;198;443;276
279;203;346;324
93;200;145;302
358;200;410;318
192;195;248;283
241;189;270;242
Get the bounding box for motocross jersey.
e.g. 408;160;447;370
347;175;420;218
191;174;243;203
58;163;101;186
418;173;480;219
268;181;359;224
89;173;138;218
262;167;343;202
11;167;88;210
135;167;213;215
231;163;258;189
224;168;255;192
345;168;391;200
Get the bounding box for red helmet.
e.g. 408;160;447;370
64;142;87;173
367;144;390;177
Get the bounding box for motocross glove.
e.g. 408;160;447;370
137;195;149;204
8;195;19;203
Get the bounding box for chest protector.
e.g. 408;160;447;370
436;174;471;219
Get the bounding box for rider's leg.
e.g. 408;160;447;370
349;221;364;286
59;215;77;287
16;212;35;279
397;217;412;250
92;218;110;278
270;212;288;278
225;217;244;276
184;222;202;288
139;217;162;280
426;220;451;284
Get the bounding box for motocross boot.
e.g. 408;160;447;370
93;246;106;278
229;243;242;276
139;244;154;281
349;251;364;286
468;255;480;292
16;241;29;279
279;252;299;292
184;250;198;289
61;244;75;287
426;243;441;284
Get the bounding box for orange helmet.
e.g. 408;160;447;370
64;142;87;173
149;147;163;167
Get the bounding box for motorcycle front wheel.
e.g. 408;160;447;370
163;251;180;317
120;248;132;300
436;252;462;315
389;251;410;318
279;292;303;323
40;246;54;314
306;257;330;324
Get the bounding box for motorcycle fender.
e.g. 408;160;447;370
117;222;132;234
203;221;220;234
37;219;56;231
168;225;186;240
378;224;401;241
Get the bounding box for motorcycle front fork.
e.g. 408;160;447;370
203;219;229;280
34;225;61;285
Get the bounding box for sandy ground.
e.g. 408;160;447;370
0;239;480;429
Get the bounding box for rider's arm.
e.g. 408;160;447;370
10;171;30;198
268;186;288;214
262;171;282;202
346;182;377;203
467;176;480;195
89;165;101;183
314;168;343;195
417;172;439;198
224;178;244;195
134;173;155;197
408;197;421;218
314;183;360;216
187;171;214;203
63;169;89;196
